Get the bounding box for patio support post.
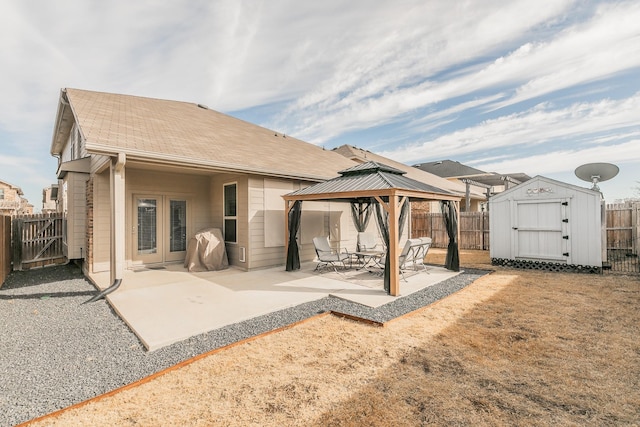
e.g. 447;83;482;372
456;200;461;252
110;152;126;285
388;193;400;296
465;181;471;212
284;199;291;255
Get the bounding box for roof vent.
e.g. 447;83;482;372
197;104;209;110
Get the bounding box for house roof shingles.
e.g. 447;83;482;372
63;88;357;181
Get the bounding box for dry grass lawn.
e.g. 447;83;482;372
30;250;640;426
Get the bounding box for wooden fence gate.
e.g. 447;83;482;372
1;215;11;286
12;213;66;270
605;201;639;273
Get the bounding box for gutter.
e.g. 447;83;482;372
84;143;335;183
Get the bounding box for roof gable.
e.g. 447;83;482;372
491;175;601;201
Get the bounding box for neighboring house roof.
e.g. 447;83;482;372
413;159;531;186
0;179;24;195
332;145;484;199
413;160;488;178
468;172;532;187
287;161;455;199
51;89;357;181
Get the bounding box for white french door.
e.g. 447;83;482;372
133;195;188;264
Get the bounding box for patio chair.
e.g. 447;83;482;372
378;239;422;281
312;236;352;273
357;232;382;252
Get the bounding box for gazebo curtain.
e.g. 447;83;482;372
375;198;410;294
285;200;302;271
375;202;391;293
350;200;372;232
441;200;460;271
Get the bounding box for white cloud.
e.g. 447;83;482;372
475;139;640;176
271;0;576;142
268;0;640;145
1;0;638;205
382;92;640;163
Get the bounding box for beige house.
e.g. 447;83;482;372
50;88;359;286
41;185;59;214
0;180;33;216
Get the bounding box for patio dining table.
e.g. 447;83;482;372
354;250;385;271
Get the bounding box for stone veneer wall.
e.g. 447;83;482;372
85;177;93;273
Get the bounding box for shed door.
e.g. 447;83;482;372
514;200;567;261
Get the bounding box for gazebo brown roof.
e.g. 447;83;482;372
283;161;461;296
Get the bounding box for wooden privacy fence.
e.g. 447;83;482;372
1;215;11;287
12;212;66;271
606;202;639;253
411;211;490;250
605;202;639;273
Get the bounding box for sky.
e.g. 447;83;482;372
1;0;639;211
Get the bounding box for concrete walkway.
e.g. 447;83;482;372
89;263;459;351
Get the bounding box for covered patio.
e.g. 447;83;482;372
284;162;462;296
89;260;460;351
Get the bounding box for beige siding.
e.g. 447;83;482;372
248;177;289;269
247;178;362;269
64;172;88;259
90;155;110;175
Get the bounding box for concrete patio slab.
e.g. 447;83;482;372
89;263;458;351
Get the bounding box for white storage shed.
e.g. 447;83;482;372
489;176;603;273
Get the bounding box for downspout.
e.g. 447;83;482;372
84;279;121;303
85;153;126;303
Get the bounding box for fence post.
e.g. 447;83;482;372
12;217;23;271
634;202;639;256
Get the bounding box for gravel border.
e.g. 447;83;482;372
0;263;488;426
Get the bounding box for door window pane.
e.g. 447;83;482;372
170;200;187;252
138;199;157;254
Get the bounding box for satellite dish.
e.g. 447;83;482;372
575;163;619;191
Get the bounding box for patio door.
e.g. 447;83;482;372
133;195;188;264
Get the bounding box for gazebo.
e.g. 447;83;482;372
283;161;462;296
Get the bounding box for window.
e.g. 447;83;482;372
169;200;187;252
223;183;237;243
0;189;4;200
137;199;158;254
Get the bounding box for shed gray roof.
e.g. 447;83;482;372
287;161;454;199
